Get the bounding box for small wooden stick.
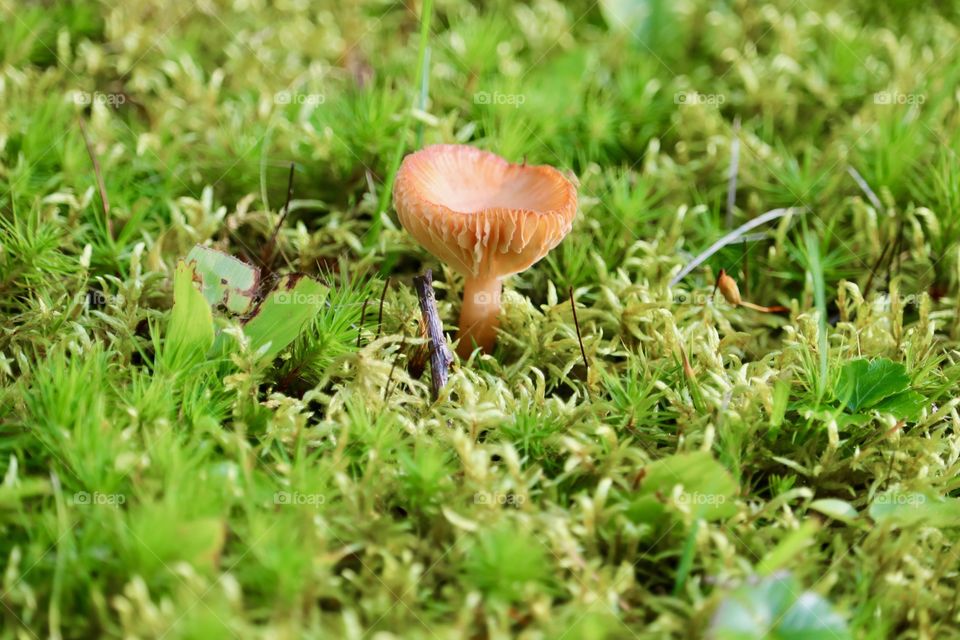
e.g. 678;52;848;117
78;119;112;240
407;316;429;380
739;300;790;314
569;287;590;395
376;277;391;338
261;162;295;268
383;334;407;403
413;269;452;398
863;237;893;299
356;297;370;347
892;221;904;281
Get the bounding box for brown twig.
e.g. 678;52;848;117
376;277;391;338
261;162;296;268
569;286;590;396
356;297;370;348
863;237;893;300
408;317;429;380
739;301;790;314
892;222;904;282
78;118;113;240
383;334;407;403
862;221;904;302
413;269;452;398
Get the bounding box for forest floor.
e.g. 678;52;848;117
2;0;960;638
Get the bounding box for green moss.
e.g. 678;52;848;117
1;0;960;637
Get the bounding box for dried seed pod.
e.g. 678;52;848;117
717;269;742;306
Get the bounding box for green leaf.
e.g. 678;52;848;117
164;260;215;369
869;492;960;528
710;574;850;640
873;390;927;421
623;494;667;528
835;357;910;411
243;275;328;361
834;412;872;428
640;451;738;521
185;245;260;315
808;499;858;524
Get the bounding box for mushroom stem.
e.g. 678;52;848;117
457;276;503;358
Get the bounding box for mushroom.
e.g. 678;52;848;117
393;144;578;358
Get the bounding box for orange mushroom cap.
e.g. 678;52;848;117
393;144;578;279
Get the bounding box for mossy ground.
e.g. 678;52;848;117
2;1;960;638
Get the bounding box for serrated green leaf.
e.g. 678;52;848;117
243;275;328;361
835;357;910;411
186;245;260;314
873;390;927;421
835;412;872;428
